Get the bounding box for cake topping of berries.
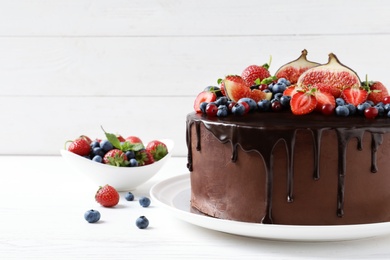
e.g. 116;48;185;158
192;50;389;119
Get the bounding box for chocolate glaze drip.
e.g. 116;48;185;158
186;112;390;223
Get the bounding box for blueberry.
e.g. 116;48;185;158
125;150;135;160
257;100;271;112
92;147;105;157
335;98;345;106
139;196;151;207
100;140;113;152
90;141;100;149
280;95;291;107
273;93;283;101
136;216;149;229
271;82;286;94
215;96;228;106
277;78;290;86
231;103;246;115
335;105;350;117
237;98;257;112
84;209;101;223
366;100;375;106
375;104;385;117
387;110;390;118
129;158;138;167
92;155;103;163
346;104;356;115
217;105;228;117
125;192;134;201
384;103;390;113
199;102;208;113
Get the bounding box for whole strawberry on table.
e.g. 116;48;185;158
65;127;168;167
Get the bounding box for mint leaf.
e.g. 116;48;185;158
120;141;145;152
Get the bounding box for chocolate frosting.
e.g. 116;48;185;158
186;111;390;224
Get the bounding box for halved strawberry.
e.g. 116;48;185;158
290;90;317;115
241;64;271;87
193;91;217;113
341;87;368;106
313;90;336;112
283;85;299;97
367;81;388;104
223;75;250;102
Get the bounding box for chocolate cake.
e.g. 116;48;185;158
187;111;390;225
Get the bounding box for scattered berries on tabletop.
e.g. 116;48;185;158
136;216;149;229
84;209;101;223
95;185;120;207
139;196;151;207
125;192;135;201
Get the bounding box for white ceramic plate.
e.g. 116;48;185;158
150;174;390;241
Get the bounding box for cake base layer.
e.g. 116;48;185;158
187;112;390;225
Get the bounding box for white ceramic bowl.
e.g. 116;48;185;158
61;139;174;191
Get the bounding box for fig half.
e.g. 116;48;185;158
297;53;361;97
275;49;320;84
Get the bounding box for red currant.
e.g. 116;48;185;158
321;104;335;116
383;96;390;104
364;107;378;119
228;101;236;112
205;103;218;116
271;101;283;112
258;84;269;91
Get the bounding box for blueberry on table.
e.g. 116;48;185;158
136;216;149;229
139;196;151;207
84;209;101;223
125;192;134;201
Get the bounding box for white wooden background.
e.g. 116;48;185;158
0;0;389;156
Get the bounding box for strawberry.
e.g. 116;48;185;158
290;90;317;115
241;64;271;87
312;89;336;112
136;149;155;166
367;81;388;104
95;185;119;207
223;75;250;102
125;136;143;145
79;135;92;145
116;135;126;142
193;91;217;113
67;138;90;156
283;85;300;96
103;149;129;167
341;87;368;106
146;140;168;161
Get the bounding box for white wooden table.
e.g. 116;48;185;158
1;156;390;259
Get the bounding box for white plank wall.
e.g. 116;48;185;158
0;0;389;155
